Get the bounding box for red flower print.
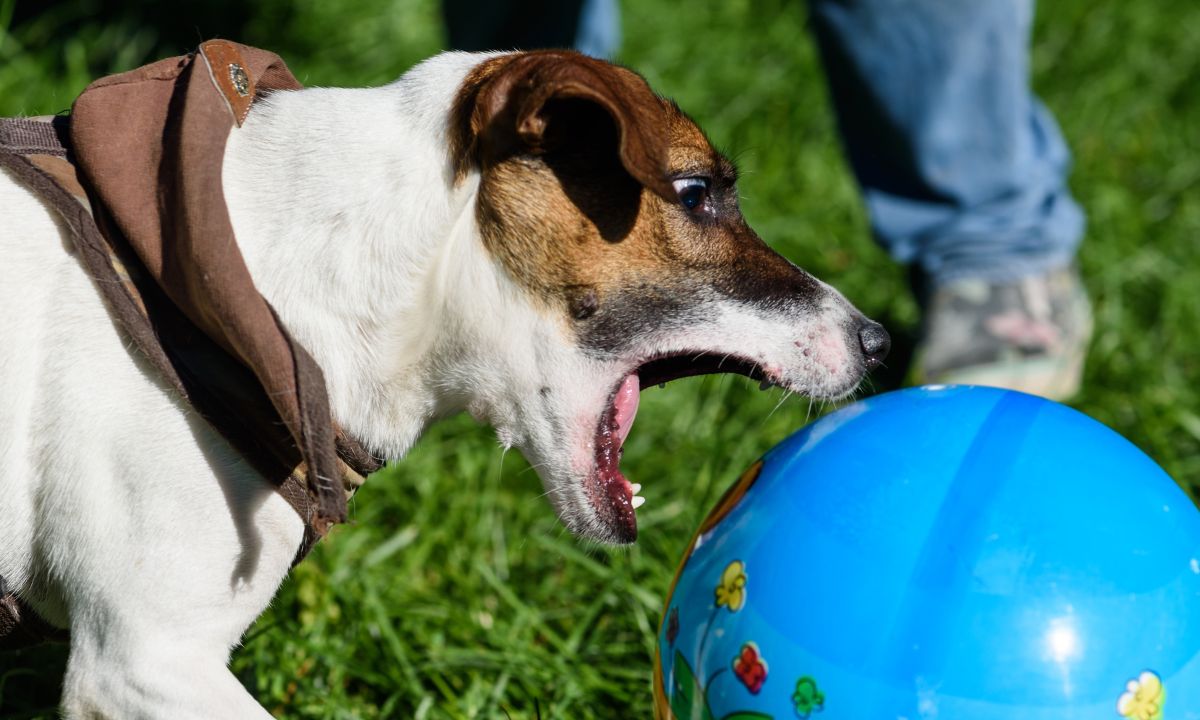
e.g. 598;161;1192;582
732;641;768;694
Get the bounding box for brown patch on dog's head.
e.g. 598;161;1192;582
451;50;824;356
446;51;885;545
451;51;674;199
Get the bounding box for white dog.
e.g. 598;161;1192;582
0;47;887;718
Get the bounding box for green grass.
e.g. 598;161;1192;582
2;0;1199;717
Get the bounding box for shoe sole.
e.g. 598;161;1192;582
928;346;1087;402
920;284;1093;403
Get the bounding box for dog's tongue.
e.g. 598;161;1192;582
614;374;640;445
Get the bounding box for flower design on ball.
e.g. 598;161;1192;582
793;676;826;718
666;606;680;646
732;641;768;694
714;560;747;612
1117;670;1165;720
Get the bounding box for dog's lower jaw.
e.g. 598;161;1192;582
584;469;640;544
527;464;639;545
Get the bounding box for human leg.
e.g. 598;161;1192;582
807;0;1090;397
442;0;620;59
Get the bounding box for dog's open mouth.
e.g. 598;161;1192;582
587;352;767;543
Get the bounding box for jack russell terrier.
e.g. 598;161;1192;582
0;42;888;718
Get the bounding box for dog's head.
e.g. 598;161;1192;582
446;50;887;544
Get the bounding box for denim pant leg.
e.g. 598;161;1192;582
575;0;621;59
807;0;1085;286
442;0;619;59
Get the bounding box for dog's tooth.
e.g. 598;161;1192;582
631;483;642;494
631;495;646;509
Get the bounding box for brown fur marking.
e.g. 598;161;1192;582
451;51;823;355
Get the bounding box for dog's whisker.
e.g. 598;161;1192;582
517;460;553;477
766;389;792;421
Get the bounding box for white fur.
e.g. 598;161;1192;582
0;51;868;717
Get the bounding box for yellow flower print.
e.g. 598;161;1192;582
714;560;747;612
1117;670;1165;720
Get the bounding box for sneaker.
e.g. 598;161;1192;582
913;266;1093;401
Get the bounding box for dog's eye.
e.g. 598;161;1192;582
672;177;709;212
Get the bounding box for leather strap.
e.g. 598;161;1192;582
0;102;380;648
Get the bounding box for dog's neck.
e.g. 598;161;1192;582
224;52;524;461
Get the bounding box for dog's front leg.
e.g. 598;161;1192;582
48;448;303;719
46;438;303;719
39;419;305;720
50;458;302;720
61;634;276;720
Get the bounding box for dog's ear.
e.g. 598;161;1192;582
454;51;675;200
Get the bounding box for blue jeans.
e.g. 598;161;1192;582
576;0;621;59
807;0;1084;285
443;0;620;59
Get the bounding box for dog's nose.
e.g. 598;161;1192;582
858;321;891;369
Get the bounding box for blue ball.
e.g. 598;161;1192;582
655;385;1200;720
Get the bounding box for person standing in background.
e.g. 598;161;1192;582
444;0;1092;401
807;0;1091;400
443;0;621;60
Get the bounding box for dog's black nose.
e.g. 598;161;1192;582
858;321;891;368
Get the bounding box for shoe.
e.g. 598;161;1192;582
913;265;1093;401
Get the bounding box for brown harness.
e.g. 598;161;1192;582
0;42;381;649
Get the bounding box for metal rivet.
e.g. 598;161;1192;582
229;63;250;97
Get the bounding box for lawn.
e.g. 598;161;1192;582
2;0;1198;717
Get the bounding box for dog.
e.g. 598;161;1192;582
0;47;888;718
